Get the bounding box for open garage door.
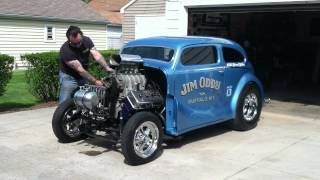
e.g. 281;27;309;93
188;4;320;105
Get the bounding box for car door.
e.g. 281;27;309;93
222;46;248;117
174;45;226;133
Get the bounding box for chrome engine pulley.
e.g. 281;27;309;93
74;89;100;110
74;85;107;111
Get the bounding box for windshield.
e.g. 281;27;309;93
121;46;174;62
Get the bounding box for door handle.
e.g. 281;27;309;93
217;67;225;73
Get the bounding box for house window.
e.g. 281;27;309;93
44;25;55;42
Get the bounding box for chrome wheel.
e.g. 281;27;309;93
133;121;159;158
63;108;82;138
243;93;258;121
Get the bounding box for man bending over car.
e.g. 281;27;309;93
59;26;113;104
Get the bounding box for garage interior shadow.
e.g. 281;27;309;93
189;10;320;106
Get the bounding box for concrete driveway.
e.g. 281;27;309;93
0;103;320;180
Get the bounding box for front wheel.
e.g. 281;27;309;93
121;112;163;165
52;99;87;143
229;84;262;131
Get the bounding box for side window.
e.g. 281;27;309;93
181;46;217;65
121;46;174;61
223;47;244;62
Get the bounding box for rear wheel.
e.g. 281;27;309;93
229;84;262;131
52;99;87;143
121;112;163;165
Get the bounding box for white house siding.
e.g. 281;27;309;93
0;18;106;69
164;0;188;37
135;15;167;39
106;25;122;50
122;0;166;43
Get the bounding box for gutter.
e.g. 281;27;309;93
120;0;137;13
107;23;122;27
0;13;110;25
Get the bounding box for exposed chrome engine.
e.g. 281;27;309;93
53;54;166;165
117;73;146;97
73;54;163;121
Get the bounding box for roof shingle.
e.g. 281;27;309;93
89;0;129;26
0;0;107;24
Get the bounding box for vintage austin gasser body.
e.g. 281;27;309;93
52;36;264;165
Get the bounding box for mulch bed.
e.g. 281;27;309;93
30;101;57;109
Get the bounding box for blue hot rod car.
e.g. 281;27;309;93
52;36;264;165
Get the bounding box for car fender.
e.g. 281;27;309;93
230;72;264;118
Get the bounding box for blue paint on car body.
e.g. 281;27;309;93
121;36;264;136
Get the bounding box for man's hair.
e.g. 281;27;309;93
66;26;83;39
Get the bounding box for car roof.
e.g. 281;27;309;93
124;36;240;49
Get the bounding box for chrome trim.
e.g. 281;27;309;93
133;121;159;158
120;54;143;63
243;93;258;121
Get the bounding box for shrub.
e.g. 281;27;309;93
89;49;119;79
24;50;119;102
0;54;14;96
24;52;60;102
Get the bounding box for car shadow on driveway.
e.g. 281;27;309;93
75;134;164;165
76;138;121;156
163;123;231;149
72;123;231;159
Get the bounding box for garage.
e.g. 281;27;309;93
188;4;320;105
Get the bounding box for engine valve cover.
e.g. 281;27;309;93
126;90;163;110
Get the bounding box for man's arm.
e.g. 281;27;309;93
90;48;113;72
65;60;102;85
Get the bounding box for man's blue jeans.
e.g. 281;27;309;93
59;71;87;104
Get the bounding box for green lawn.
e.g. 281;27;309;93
0;71;40;112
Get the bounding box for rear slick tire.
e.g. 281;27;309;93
52;99;87;143
229;84;262;131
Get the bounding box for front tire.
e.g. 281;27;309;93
52;99;87;143
229;84;262;131
121;112;163;165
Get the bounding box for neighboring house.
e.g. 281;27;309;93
0;0;108;69
120;0;166;44
89;0;129;50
